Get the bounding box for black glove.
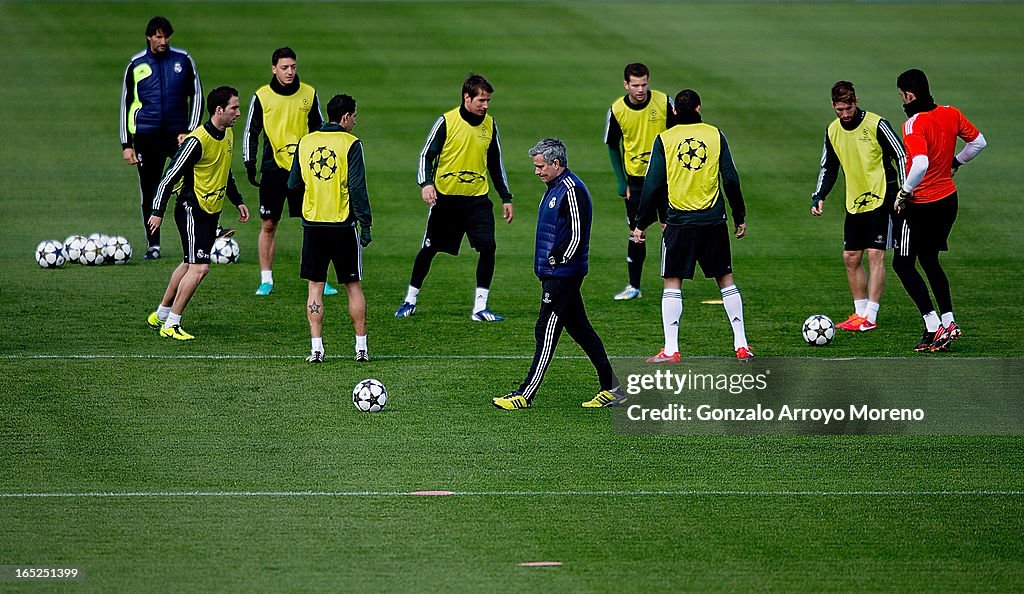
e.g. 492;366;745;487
359;225;372;247
245;162;260;187
950;157;962;178
894;189;912;214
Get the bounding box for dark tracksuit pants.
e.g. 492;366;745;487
518;276;618;400
134;131;180;250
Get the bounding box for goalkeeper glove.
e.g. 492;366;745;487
894;189;912;214
951;157;963;178
359;225;372;247
245;162;260;187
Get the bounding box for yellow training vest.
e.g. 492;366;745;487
435;107;492;197
187;126;234;214
256;83;317;169
827;111;886;214
661;123;722;212
611;89;669;177
297;130;357;223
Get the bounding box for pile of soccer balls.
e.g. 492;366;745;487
35;233;132;268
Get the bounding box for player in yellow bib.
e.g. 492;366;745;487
243;47;325;297
396;74;514;322
145;86;251;340
605;63;673;300
810;81;906;332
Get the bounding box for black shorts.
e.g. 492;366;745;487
625;176;666;226
174;201;220;264
422;194;495;255
661;222;733;280
893;193;958;256
259;168;301;221
300;224;362;284
844;205;892;251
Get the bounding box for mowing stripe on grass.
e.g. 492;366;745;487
2;489;1021;499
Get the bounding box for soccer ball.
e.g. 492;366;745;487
87;232;110;247
35;239;66;268
211;237;240;264
353;378;388;412
802;314;835;346
103;236;132;265
78;238;105;266
64;235;87;262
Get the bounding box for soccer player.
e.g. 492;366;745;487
632;89;752;362
145;87;250;340
287;94;372;363
493;139;625;410
893;69;986;352
810;81;906;332
395;74;514;321
605;63;673;300
243;47;330;297
120;16;202;260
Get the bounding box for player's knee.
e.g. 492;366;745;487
261;219;278;234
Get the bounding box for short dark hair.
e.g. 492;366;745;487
272;47;297;65
462;74;493;99
146;16;173;37
207;86;238;115
624;63;650;81
897;68;930;97
327;94;357;123
831;80;857;104
674;89;701;114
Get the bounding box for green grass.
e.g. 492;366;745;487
1;1;1023;591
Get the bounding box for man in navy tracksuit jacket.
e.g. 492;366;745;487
493;138;626;410
120;16;203;258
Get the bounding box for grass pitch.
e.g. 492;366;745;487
1;1;1023;591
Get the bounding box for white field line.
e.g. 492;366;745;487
1;489;1022;499
2;354;1001;361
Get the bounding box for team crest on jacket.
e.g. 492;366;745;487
548;196;557;209
174;62;183;74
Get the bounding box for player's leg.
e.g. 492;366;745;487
556;277;625;407
255;170;287;295
918;194;959;350
466;197;502;320
648;226;686;362
616;179;645;300
701;223;750;359
891;213;940;351
496;279;565;409
716;273;751;360
159;204;213;340
838;250;868;329
134;133;170;257
335;226;369;362
397;199;451;317
300;226;329;361
862;248;887;328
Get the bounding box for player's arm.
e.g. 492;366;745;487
242;93;263;185
604;109;628;197
719;131;746;237
286;141;305;197
665;95;676;128
119;61;135;152
149;136;201;225
953;112;986;175
416;116;446;188
632;136;666;237
877;118;907;188
308;93;324;131
225;171;250;222
185;54;203;133
810;133;839;215
550;184;585;265
487;122;513;203
348;140;372;246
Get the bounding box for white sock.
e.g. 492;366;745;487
662;289;682;355
404;285;420;305
923;311;940;333
473;287;489;314
261;270;273;285
311;336;323;354
940;312;955;327
865;301;880;324
156;305;172;322
854;298;869;318
355;334;367;353
721;284;748;350
164;312;182;329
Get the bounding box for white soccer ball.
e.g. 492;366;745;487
802;314;835;346
78;238;105;266
103;236;132;265
35;239;66;269
64;235;87;262
87;232;110;247
353;378;388;412
210;237;240;264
